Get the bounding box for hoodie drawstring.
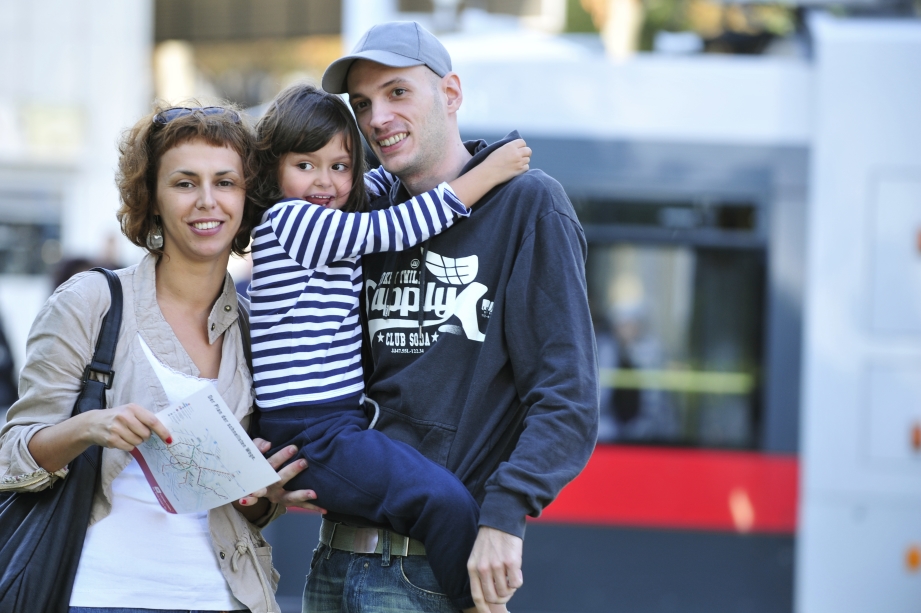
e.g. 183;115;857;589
418;241;429;339
362;394;381;429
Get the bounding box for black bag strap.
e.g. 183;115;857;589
236;297;252;376
72;268;122;417
235;296;261;437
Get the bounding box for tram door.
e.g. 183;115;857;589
578;198;766;450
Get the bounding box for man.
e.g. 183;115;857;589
312;21;598;612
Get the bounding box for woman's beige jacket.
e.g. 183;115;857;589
0;255;284;613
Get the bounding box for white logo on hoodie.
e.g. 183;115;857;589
365;249;488;348
424;252;478;285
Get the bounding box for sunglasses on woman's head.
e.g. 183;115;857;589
152;106;241;125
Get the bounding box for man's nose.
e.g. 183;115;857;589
368;101;393;131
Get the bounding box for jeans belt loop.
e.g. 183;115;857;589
325;521;337;560
395;533;410;557
381;529;392;566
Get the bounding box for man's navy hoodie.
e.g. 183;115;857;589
355;132;599;539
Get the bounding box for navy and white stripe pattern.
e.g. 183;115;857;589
249;177;468;410
364;165;395;198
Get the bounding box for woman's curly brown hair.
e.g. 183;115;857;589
116;101;258;258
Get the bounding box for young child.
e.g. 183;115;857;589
246;83;530;612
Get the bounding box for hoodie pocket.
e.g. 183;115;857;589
376;405;456;466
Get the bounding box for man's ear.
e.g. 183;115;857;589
441;72;463;116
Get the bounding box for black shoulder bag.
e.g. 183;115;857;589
0;268;123;613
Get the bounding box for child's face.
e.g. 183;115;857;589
277;132;353;210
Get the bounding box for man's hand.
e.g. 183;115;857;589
467;526;524;611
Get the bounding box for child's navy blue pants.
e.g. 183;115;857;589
256;395;479;610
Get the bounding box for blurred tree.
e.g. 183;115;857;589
570;0;794;53
640;0;689;49
565;0;599;32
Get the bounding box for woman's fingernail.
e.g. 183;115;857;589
240;499;248;505
165;437;173;445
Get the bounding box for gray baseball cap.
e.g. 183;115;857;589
322;21;452;94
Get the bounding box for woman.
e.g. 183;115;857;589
0;104;318;613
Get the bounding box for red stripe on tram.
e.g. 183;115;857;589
534;445;798;534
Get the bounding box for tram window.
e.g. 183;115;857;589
575;200;758;233
588;243;765;449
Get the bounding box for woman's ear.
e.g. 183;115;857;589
442;72;463;116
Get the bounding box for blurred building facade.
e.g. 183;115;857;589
797;15;921;613
0;1;919;611
0;0;152;369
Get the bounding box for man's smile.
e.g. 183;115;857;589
378;133;408;148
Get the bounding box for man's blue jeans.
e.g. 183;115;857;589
303;544;458;613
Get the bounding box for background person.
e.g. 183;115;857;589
0;103;318;613
52;257;118;291
0;314;16;421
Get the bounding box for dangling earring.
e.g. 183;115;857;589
146;216;164;250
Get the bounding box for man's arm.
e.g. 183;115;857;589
469;177;600;606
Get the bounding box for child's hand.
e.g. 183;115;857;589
481;139;531;185
448;138;532;209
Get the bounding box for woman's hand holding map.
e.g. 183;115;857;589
237;439;326;514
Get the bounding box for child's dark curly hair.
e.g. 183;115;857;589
253;84;368;214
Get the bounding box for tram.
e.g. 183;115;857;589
489;134;803;613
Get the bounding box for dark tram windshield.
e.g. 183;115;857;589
579;198;765;449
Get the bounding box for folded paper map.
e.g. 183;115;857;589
131;383;279;514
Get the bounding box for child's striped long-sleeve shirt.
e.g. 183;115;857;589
248;170;469;410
